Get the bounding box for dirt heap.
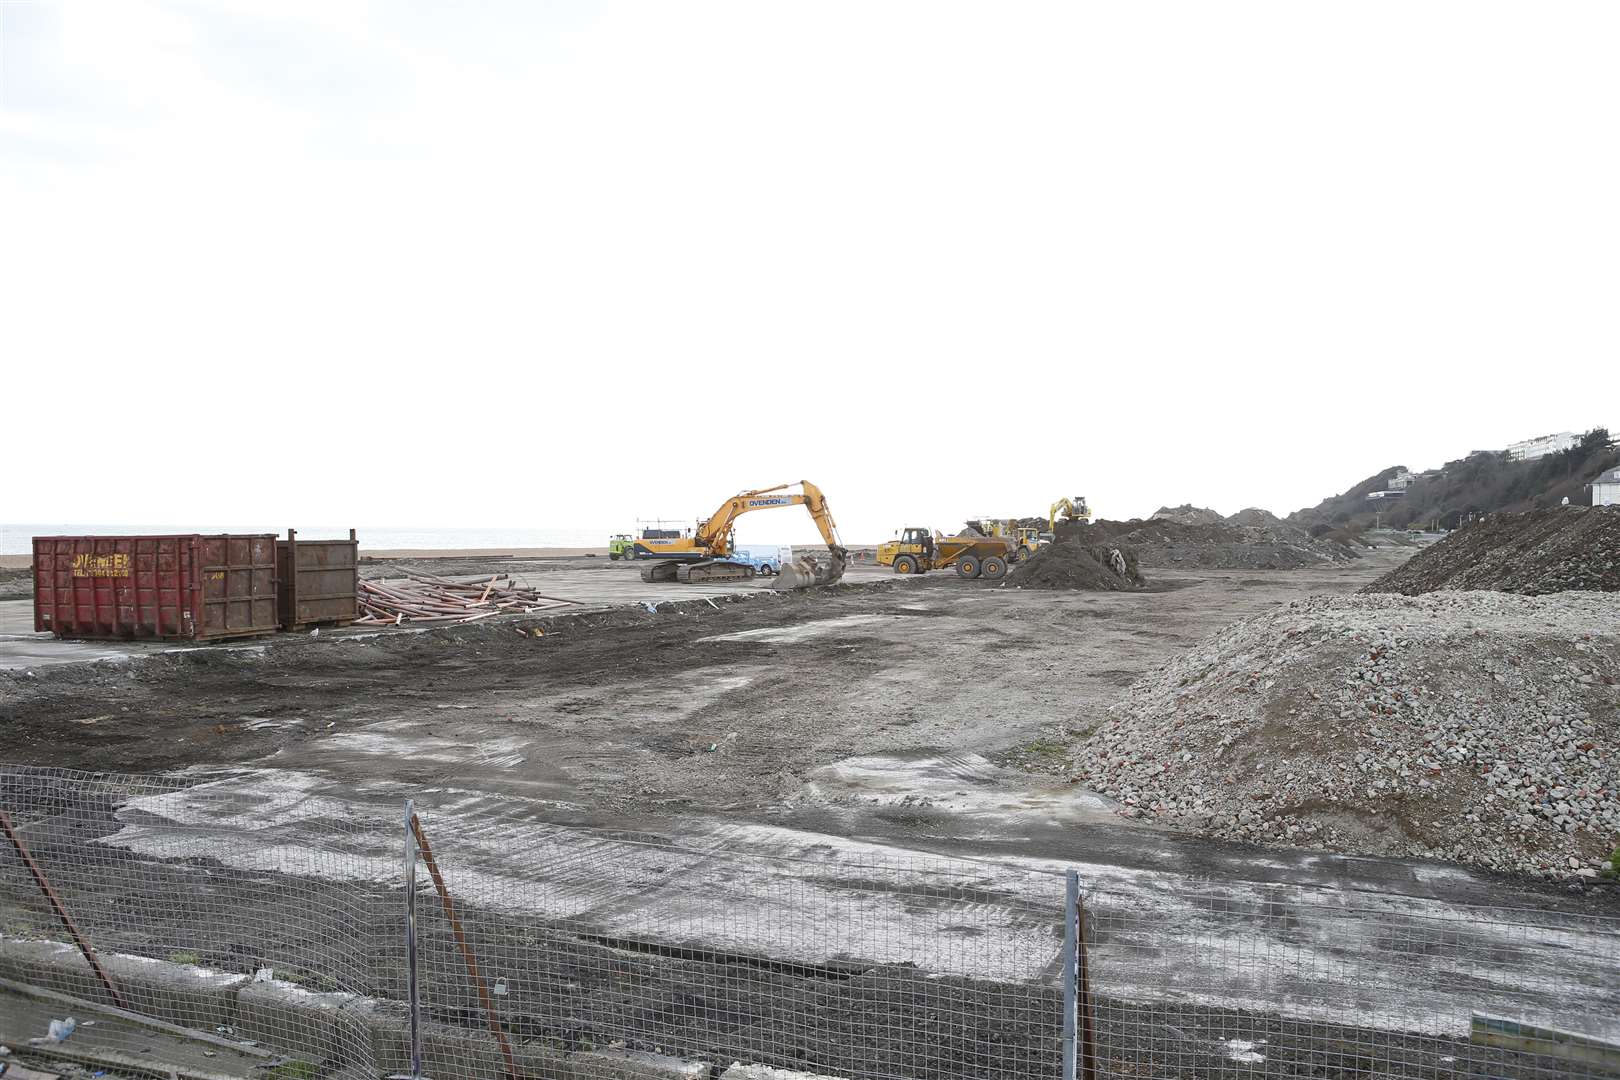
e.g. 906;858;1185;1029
1365;506;1620;595
1151;504;1224;525
1004;541;1144;590
964;517;1048;534
1067;517;1359;570
0;566;31;602
1067;592;1620;878
1225;507;1290;529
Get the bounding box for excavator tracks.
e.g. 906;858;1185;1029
676;560;757;584
639;561;680;584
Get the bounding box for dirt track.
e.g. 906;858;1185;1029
2;561;1376;812
5;554;1620;1077
4;551;1611;911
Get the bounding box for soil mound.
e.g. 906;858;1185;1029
1067;517;1358;570
1364;506;1620;595
1151;504;1224;525
1067;592;1620;878
1226;507;1292;530
1004;541;1144;591
0;566;32;602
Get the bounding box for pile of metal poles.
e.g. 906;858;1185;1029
356;571;577;626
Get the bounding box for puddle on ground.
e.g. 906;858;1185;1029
497;668;760;725
802;752;1119;825
699;613;911;644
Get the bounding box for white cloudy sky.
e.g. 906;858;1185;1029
3;1;1616;545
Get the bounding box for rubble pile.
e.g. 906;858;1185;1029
1067;516;1359;570
1004;541;1145;591
1225;506;1291;529
358;571;578;625
1365;506;1620;595
0;566;31;602
1152;504;1225;525
1068;592;1620;878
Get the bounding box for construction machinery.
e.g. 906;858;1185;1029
876;528;1019;580
607;534;636;560
638;481;847;589
975;519;1047;561
1049;496;1092;533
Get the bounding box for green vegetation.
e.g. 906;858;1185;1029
1022;736;1068;758
267;1060;322;1079
284;968;342;993
1293;428;1617;532
166;949;201;965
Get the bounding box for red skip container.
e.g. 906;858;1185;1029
32;534;279;641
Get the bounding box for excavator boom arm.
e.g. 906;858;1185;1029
696;481;843;556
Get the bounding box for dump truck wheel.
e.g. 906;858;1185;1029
894;555;918;575
981;556;1008;580
609;552;621;561
956;556;982;579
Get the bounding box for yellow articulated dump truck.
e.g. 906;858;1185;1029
876;527;1019;580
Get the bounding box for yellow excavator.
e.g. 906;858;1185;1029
638;481;847;589
1049;496;1092;533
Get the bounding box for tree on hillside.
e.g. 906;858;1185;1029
1297;427;1619;530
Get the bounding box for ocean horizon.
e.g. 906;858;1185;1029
1;523;614;556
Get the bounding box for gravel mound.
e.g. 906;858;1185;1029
0;567;31;602
1152;504;1224;525
1225;507;1291;529
1365;506;1620;595
1004;541;1144;590
1070;518;1359;570
1068;592;1620;879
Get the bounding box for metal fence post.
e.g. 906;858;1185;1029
1063;868;1078;1080
405;798;422;1078
1076;888;1098;1080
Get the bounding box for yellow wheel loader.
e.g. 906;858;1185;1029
637;481;847;590
974;518;1048;562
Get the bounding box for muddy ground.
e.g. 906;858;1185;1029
4;553;1617;903
2;561;1387;811
3;554;1618;1077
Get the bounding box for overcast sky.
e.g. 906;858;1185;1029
3;1;1616;545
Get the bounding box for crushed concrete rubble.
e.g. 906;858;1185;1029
1068;514;1360;570
1067;592;1620;879
1225;507;1289;529
1004;541;1145;591
1151;504;1226;525
1365;506;1620;595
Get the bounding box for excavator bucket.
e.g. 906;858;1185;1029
772;547;847;591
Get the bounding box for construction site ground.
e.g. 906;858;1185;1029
2;552;1617;1074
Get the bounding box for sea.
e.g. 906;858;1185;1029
1;524;611;556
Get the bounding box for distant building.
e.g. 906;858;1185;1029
1387;469;1416;490
1507;432;1580;461
1366;490;1406;501
1593;466;1620;507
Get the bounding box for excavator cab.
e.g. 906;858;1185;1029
877;527;936;574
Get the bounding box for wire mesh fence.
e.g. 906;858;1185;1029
0;764;1617;1079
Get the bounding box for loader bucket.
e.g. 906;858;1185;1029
772;547;848;591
